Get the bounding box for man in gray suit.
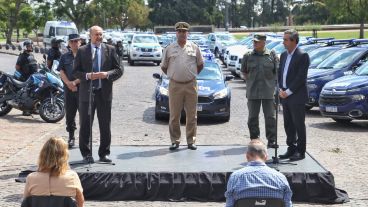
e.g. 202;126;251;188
73;25;123;163
278;29;310;161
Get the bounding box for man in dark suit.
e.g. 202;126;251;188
73;25;123;163
278;29;310;161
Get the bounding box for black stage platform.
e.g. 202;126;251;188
17;145;349;203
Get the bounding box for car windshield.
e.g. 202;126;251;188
266;41;282;50
272;44;286;54
300;44;320;53
355;62;368;76
56;27;77;36
133;35;158;43
197;62;222;80
309;48;338;66
317;49;363;69
216;34;235;41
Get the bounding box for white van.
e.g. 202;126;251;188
43;21;78;48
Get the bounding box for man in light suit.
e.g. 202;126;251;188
278;29;310;161
73;25;123;163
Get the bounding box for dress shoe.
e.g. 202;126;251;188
169;143;179;150
99;155;112;163
289;152;305;161
279;150;295;159
83;156;94;164
188;144;197;150
267;140;277;148
68;139;75;149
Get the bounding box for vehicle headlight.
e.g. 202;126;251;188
159;86;168;96
308;78;316;83
135;47;140;52
308;84;318;90
347;86;368;93
153;46;161;52
213;88;228;99
351;94;365;101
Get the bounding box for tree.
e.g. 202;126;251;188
0;0;26;44
52;0;89;31
127;0;150;30
322;0;368;38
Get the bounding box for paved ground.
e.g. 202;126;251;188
1;48;368;206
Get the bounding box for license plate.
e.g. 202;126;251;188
143;52;151;55
326;106;337;112
197;105;202;111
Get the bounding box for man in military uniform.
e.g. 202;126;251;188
240;34;279;148
161;22;204;150
57;34;81;148
47;38;63;69
15;40;37;82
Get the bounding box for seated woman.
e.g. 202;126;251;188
23;137;84;207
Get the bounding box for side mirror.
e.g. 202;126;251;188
225;75;234;81
153;73;161;79
211;38;216;42
43;54;46;60
128;41;132;44
159;41;163;45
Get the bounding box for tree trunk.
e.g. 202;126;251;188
6;0;23;45
360;19;364;39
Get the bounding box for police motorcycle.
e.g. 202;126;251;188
0;49;65;123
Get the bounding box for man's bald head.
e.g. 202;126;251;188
89;25;103;45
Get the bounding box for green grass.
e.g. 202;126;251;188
233;30;368;40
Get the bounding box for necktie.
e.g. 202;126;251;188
92;46;100;89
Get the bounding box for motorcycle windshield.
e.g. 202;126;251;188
46;72;63;87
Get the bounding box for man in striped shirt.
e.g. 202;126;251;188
225;139;292;207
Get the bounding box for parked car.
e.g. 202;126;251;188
306;44;368;109
153;60;234;121
319;61;368;123
207;32;237;58
128;34;162;66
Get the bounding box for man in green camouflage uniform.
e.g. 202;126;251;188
240;34;279;148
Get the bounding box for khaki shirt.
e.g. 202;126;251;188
24;170;83;198
241;48;279;99
161;41;203;82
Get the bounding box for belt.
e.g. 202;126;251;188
170;78;195;84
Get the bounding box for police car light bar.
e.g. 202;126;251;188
326;39;355;46
307;37;334;43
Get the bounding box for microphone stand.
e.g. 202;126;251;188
267;64;296;170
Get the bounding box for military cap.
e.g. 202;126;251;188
175;22;190;31
253;33;267;41
68;34;80;41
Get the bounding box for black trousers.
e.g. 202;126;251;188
78;90;112;158
282;101;306;154
64;88;78;133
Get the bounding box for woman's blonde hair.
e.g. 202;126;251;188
38;137;69;176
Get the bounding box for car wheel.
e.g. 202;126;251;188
155;61;161;66
129;60;134;66
305;104;313;111
332;118;352;124
155;111;167;121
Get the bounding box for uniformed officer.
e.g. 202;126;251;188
161;22;204;150
47;38;63;69
240;34;279;148
57;34;81;148
15;40;37;82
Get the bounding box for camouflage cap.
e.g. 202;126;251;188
175;22;190;31
253;33;267;41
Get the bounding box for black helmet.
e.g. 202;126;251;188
23;39;33;51
23;39;33;47
51;38;63;45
